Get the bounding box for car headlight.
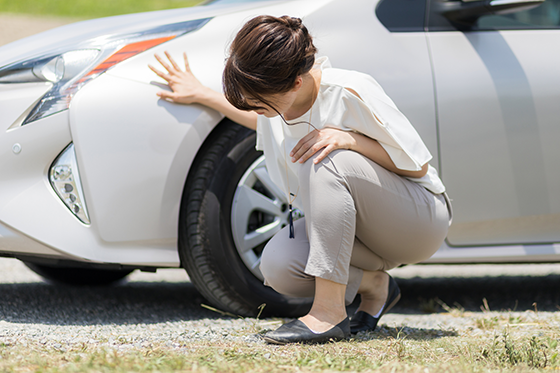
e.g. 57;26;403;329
0;18;210;125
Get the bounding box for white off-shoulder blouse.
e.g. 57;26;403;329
255;57;445;209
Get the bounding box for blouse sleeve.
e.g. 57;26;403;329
322;69;433;171
255;115;265;151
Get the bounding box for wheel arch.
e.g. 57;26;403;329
178;117;243;263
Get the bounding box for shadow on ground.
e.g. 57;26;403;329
0;280;216;326
349;325;459;342
1;273;559;326
391;273;560;314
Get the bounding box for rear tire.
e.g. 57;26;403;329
179;121;312;317
24;262;132;286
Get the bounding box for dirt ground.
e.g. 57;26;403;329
0;13;78;47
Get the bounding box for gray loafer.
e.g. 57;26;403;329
350;275;401;334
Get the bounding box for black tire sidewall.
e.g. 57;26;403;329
180;123;311;317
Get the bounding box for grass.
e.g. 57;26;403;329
0;312;559;372
0;333;558;372
0;0;203;19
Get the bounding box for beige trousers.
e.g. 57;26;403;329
260;150;451;305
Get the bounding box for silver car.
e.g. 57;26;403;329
0;0;559;317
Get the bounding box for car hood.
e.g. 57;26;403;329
0;1;281;68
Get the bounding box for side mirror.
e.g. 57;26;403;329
436;0;545;27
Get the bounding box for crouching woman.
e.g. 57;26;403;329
150;15;452;344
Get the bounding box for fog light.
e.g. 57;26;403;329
49;143;90;224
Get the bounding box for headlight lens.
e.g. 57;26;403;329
34;55;65;83
0;49;102;124
0;18;210;125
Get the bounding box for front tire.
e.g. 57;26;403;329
179;121;312;317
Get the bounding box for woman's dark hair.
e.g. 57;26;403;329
223;15;317;112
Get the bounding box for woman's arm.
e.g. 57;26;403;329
348;131;429;178
290;86;428;178
149;52;257;130
290;127;429;178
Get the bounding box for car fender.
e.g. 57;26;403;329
69;72;223;261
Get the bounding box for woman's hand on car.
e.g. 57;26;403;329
148;51;258;130
149;51;212;105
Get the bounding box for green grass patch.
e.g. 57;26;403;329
0;0;203;19
1;329;559;373
0;310;558;372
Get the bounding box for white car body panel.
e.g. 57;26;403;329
0;110;181;265
0;83;52;129
0;223;63;257
430;241;560;263
429;29;560;247
71;74;218;244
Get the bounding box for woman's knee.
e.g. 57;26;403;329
260;248;314;297
259;220;315;297
260;241;292;288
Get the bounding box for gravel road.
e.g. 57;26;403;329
1;257;560;350
1;13;560;351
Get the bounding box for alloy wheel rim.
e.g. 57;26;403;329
231;156;299;281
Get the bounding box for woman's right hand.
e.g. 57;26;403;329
148;51;258;130
149;51;212;105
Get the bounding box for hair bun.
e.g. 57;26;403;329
223;15;317;112
282;16;303;31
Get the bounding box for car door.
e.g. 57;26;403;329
427;0;560;246
306;0;439;162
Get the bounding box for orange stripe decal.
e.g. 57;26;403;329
83;36;175;78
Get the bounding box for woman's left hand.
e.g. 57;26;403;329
291;127;430;178
290;127;356;164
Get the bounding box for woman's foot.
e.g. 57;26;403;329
299;304;347;333
297;276;348;333
262;277;350;344
263;306;350;344
262;317;350;345
356;270;389;317
350;271;401;334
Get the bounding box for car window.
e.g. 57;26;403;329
475;0;560;30
376;0;426;32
